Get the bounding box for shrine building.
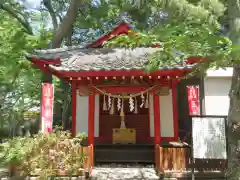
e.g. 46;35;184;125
26;19;228;176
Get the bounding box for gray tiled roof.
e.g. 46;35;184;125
27;47;197;72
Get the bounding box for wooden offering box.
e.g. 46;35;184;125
112;128;136;144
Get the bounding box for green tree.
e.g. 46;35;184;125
1;0;92;132
0;4;50;137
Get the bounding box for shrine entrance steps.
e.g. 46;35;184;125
94;144;155;164
90;163;159;180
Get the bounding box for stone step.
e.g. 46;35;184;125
94;144;155;164
90;164;159;180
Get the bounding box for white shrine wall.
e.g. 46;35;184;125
149;94;155;137
76;95;88;135
75;93;99;137
204;68;232;116
159;91;175;137
149;91;175;138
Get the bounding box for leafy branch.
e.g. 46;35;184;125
0;2;33;35
104;23;232;71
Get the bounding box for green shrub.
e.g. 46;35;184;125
0;137;33;166
0;130;88;179
21;131;87;179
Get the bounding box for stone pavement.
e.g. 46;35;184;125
0;164;160;180
90;164;159;180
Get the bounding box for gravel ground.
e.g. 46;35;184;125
0;164;160;180
90;164;159;180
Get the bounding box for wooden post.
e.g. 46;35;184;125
71;81;77;136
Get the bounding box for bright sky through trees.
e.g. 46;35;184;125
20;0;41;8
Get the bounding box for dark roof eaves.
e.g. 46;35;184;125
48;64;197;73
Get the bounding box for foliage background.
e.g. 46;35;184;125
0;0;240;179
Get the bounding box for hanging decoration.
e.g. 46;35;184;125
117;97;121;111
90;85;158;99
120;99;125;117
140;92;145;108
108;94;111;110
129;95;134;112
120;98;126;129
134;97;138;114
145;92;149;108
120;116;126;129
103;94;107;111
90;85;159;115
187;86;200;115
110;98;115;115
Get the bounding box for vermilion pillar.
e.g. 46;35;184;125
71;82;77;136
153;93;161;169
153;94;161;144
172;80;179;141
88;94;95;145
88;93;95;167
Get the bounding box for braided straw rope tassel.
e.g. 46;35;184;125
110;98;115;115
134;97;138;114
145;92;149;108
103;94;107;111
120;99;125;117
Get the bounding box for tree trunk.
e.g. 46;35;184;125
61;26;73;130
51;0;80;48
227;0;240;179
227;66;240;179
40;0;81;131
60;80;71;129
43;0;58;31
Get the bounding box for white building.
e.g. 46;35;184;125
204;68;232;116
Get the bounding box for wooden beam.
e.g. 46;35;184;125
48;68;190;78
95;86;153;93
